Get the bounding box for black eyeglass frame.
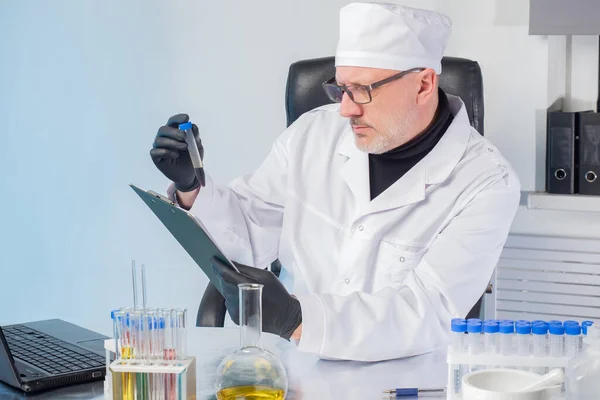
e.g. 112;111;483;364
322;67;424;104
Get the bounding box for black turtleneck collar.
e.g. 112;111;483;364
368;88;453;200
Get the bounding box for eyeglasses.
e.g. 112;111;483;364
322;68;424;105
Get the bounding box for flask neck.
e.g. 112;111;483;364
239;283;263;348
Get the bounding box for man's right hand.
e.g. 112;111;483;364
150;113;205;192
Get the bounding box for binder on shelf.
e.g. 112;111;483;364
546;111;578;194
578;112;600;196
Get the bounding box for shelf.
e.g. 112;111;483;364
522;191;600;212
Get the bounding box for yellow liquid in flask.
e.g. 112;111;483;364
217;385;285;400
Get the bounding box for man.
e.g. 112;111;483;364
150;3;520;361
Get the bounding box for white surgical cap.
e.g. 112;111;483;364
335;2;452;74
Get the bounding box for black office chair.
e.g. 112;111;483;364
196;56;485;327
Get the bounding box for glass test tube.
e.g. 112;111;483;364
565;324;581;357
549;324;565;357
175;309;187;361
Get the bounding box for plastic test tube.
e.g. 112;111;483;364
565;324;581;357
467;321;483;372
499;321;515;356
532;323;548;374
516;323;531;371
178;121;205;187
516;323;531;355
582;321;594;335
549;324;565;357
450;319;467;394
483;321;499;355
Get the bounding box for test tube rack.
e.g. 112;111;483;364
103;339;196;400
446;348;570;400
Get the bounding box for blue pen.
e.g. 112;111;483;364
383;387;446;397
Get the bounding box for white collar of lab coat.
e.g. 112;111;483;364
336;94;471;215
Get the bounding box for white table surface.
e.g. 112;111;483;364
0;327;449;399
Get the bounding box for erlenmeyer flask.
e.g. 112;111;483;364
214;283;288;400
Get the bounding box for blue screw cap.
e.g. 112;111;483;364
549;324;565;335
499;322;515;334
467;321;482;333
565;325;581;335
178;122;193;131
516;324;532;334
532;323;548;335
451;320;467;333
484;321;499;334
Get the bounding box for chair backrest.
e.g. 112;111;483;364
284;56;484;135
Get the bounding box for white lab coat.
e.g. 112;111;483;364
173;95;520;361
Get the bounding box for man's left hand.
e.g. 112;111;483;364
210;257;302;340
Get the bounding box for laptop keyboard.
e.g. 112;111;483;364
3;325;105;375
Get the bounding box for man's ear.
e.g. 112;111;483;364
416;68;437;103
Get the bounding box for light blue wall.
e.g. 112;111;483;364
0;0;348;335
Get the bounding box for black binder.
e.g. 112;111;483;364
546;111;578;194
578;113;600;195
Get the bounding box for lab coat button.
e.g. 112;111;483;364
488;148;493;152
344;278;350;284
399;256;405;262
358;225;364;231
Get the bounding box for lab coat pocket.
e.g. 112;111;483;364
372;242;426;290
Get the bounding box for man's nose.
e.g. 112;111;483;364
339;92;363;118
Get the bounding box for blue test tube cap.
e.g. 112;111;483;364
467;321;482;333
516;323;532;334
582;321;594;335
548;320;563;326
178;121;193;131
549;324;565;335
451;320;467;333
483;321;499;334
563;320;579;326
565;324;581;335
532;323;548;335
532;320;547;326
516;320;530;325
467;318;482;324
110;309;119;320
498;319;514;325
499;322;514;334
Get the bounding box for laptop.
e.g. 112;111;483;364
0;319;109;393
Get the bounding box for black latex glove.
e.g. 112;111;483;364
150;113;205;191
210;257;302;340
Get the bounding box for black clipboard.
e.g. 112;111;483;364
129;184;239;292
